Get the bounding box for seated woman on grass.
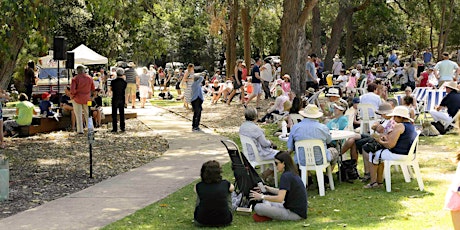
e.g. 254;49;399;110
194;160;234;227
250;151;307;221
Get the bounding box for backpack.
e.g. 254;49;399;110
338;159;359;182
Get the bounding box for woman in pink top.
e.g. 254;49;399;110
346;71;357;97
281;74;291;94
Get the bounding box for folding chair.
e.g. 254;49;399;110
423;90;446;120
358;103;377;135
306;88;324;108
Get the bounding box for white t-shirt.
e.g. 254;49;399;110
336;75;348;89
434;60;459;81
360;92;382;117
260;63;273;82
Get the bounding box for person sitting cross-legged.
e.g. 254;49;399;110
250;151;307;221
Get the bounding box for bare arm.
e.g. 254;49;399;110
376;123;404;149
250;188;286;203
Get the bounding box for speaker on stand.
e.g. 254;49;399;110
53;36;67;106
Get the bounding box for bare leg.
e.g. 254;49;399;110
369;163;377;184
131;94;136;108
0;120;4;148
451;211;460;230
256;93;262;107
376;163;384;183
363;152;370;174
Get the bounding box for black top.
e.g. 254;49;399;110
391;122;417;155
279;171;308;219
111;78;127;102
440;91;460;118
194;180;232;226
24;67;35;85
237;69;242;82
251;65;261;83
61;95;72;106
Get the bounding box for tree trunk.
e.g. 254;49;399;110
0;35;24;90
241;7;251;68
225;0;238;79
281;0;317;97
311;5;322;57
345;14;354;68
427;0;434;55
441;0;455;54
437;0;446;60
324;0;370;72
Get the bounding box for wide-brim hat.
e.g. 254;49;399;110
307;87;315;94
127;62;136;67
326;88;340;97
332;102;346;111
445;81;459;91
370;67;377;72
387;106;414;122
376;67;383;72
299;104;323;119
283;74;290;80
375;102;393;115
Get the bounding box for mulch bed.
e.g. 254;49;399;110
0;119;168;219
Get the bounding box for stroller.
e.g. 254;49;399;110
221;140;263;209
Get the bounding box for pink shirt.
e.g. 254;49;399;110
70;73;95;104
281;82;290;93
347;76;357;88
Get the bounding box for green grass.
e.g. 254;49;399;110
104;123;456;229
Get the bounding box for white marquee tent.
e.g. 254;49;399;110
71;44;108;65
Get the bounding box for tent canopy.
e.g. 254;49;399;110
71;44;108;65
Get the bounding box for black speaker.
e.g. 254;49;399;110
53;36;67;60
66;52;74;69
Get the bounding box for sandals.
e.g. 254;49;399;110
363;182;383;189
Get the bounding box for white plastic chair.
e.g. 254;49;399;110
239;135;278;187
357;103;377;135
383;132;424;192
356;78;368;96
294;139;335;196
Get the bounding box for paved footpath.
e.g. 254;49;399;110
0;104;230;230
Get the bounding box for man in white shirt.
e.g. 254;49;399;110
359;83;382;118
260;58;273;99
434;52;459;87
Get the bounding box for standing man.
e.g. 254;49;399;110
260;58;273;100
70;65;95;134
245;58;263;109
434;52;459;87
422;48;432;67
191;73;204;132
24;60;37;101
111;68;127;132
306;54;319;90
124;62;140;109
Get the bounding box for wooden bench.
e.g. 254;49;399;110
17;116;71;137
101;112;137;124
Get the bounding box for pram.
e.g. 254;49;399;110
221;140;263;208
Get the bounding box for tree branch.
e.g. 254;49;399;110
392;0;411;17
249;0;266;25
299;0;319;24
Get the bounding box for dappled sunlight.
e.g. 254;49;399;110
147;166;174;172
37;158;69;165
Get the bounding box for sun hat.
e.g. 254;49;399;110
352;97;360;104
299;104;323;119
127;61;136;67
307;87;315;94
325;88;340;97
375;102;393;115
41;92;51;100
276;79;283;85
376;67;383;72
370;67;377;72
332;101;346;111
387;106;413;122
445;81;459;91
283;74;291;80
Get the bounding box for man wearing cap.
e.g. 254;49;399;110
111;68;127;132
434;52;459;87
70;65;95;134
124;62;140;109
260;58;273;100
430;81;460;128
287;104;339;170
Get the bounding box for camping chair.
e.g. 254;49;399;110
306;88;324;108
356;78;368;96
294;139;335;196
423;89;447;120
383;132;424;192
239;135;278;187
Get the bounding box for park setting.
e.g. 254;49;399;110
1;0;460;229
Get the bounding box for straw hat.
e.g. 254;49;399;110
307;87;315;94
445;81;459;91
283;74;291;80
370;67;377;72
127;61;136;67
387;106;413;122
332;101;347;111
326;88;340;97
299;104;323;119
376;67;383;72
375;102;393;115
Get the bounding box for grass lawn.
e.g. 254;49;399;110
103;117;458;230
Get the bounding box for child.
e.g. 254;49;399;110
211;80;222;104
90;89;103;128
191;74;204;132
346;70;357;98
39;92;55;117
281;74;291;95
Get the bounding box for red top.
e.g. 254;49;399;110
419;72;429;87
70;73;95;104
242;68;248;81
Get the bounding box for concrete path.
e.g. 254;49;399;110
0;103;230;229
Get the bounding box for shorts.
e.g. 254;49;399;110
445;190;460;211
139;85;149;98
251;83;262;96
125;83;137;95
234;80;242;90
175;81;181;90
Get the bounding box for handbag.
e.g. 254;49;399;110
362;139;384;153
339;159;359;182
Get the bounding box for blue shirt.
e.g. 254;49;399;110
287;118;332;166
306;61;317;82
326;115;348;130
191;75;204;101
423;52;432;63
